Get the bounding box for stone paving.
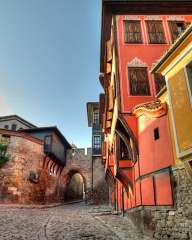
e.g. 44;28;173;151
0;203;152;240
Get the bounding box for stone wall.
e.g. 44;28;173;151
0;133;62;204
127;165;192;239
61;148;108;204
0;131;108;205
92;156;108;204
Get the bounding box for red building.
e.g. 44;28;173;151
99;0;192;212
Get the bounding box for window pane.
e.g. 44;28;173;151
93;136;101;149
45;136;52;145
128;67;150;96
124;20;142;43
93;111;99;124
147;21;165;44
154;73;166;94
11;124;17;131
169;21;185;42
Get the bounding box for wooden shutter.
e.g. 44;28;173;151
106;63;112;74
154;73;166;94
108;86;114;111
128;67;150;96
147;21;165;44
124;20;142;43
106;40;112;62
107;111;113;120
106;120;112;129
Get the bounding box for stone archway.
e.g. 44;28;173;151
65;170;86;201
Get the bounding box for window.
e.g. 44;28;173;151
11;124;17;131
4;125;9;129
44;135;52;153
123;20;142;43
120;139;130;160
154;73;166;94
185;61;192;105
44;135;52;145
128;67;150;96
154;128;160;140
93;135;101;149
169;21;186;42
0;135;10;145
93;111;99;125
146;21;165;44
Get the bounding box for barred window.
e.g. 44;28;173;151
154;73;166;94
128;67;150;96
124;20;142;43
169;21;186;42
146;21;165;44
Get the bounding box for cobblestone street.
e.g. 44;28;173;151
0;203;151;240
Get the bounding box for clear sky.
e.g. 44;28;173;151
0;0;102;148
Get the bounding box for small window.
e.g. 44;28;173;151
128;67;150;96
11;124;17;131
154;128;160;140
169;21;186;42
4;125;9;129
120;139;130;160
44;135;52;145
0;135;10;145
154;73;166;94
93;111;99;125
146;21;165;44
123;20;142;43
93;135;101;149
186;61;192;105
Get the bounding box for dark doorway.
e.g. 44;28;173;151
65;173;85;201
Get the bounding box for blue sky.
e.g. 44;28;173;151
0;0;102;148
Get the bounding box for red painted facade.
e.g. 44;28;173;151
100;13;192;212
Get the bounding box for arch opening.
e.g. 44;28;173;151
65;172;85;201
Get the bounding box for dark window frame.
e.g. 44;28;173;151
146;20;166;44
123;20;143;44
128;67;151;96
11;124;17;131
93;135;101;149
154;73;166;95
168;21;186;43
93;110;99;125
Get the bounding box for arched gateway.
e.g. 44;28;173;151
59;148;92;202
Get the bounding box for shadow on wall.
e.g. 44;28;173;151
65;173;85;201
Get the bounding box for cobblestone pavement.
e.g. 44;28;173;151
0;203;152;240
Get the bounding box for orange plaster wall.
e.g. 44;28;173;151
141;177;155;205
134;161;139;180
155;172;173;205
139;114;174;176
123;115;138;140
117;15;192;112
136;180;141;206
